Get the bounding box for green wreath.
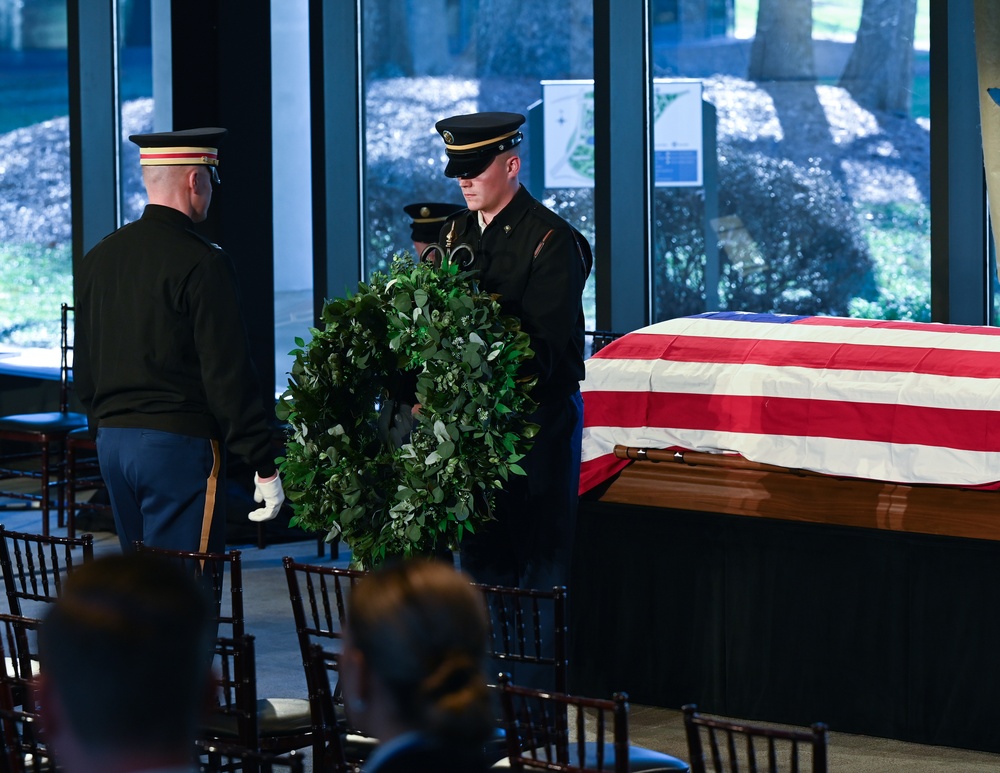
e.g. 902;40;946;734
276;254;538;568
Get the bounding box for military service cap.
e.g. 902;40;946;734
403;202;465;244
435;112;525;179
129;127;228;184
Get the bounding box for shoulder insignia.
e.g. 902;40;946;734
534;229;555;259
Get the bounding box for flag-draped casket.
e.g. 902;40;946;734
580;312;1000;540
571;313;1000;752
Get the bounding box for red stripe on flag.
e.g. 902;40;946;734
580;455;631;495
583;390;1000;453
591;334;1000;379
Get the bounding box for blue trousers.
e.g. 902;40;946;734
96;427;226;554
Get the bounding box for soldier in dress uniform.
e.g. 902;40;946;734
433;111;592;609
403;201;465;259
74;127;285;555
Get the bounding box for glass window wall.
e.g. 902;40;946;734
271;0;313;395
650;0;931;323
0;0;71;356
119;0;152;226
361;0;596;329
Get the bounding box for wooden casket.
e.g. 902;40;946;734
570;312;1000;752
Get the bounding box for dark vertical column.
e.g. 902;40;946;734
593;0;653;333
68;0;120;263
931;2;988;324
310;0;364;319
170;0;276;403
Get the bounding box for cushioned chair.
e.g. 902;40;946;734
682;705;827;773
131;546;314;759
497;674;689;772
0;304;87;536
475;582;569;763
303;643;354;773
0;525;94;617
202;633;315;759
282;557;375;764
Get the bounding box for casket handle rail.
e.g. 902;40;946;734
614;445;812;477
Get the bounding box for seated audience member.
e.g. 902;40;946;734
340;557;494;773
36;553;215;773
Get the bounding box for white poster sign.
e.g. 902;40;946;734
540;78;703;188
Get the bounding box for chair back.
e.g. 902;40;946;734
133;542;245;639
203;634;260;755
303;643;351;773
195;739;305;773
59;303;74;414
282;558;367;665
282;558;377;766
0;612;47;773
0;526;94;617
0;704;51;773
474;582;568;693
584;330;627;358
0;614;42;713
682;704;828;773
498;673;630;773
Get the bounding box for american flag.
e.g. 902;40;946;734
580;312;1000;495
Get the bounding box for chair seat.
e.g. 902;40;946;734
258;698;314;735
67;426;95;442
0;411;88;434
492;742;690;771
202;697;312;739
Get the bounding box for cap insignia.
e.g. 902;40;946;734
420;206;431;217
442;131;455;144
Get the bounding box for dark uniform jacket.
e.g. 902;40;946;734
440;184;592;405
74;204;276;476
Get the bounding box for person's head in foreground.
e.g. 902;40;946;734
340;557;494;770
37;553;214;773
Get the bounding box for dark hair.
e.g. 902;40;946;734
347;558;493;744
38;553;214;754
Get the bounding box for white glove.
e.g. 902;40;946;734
249;472;285;522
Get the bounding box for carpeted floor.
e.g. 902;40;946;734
3;502;1000;772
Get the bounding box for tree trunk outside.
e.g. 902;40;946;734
839;0;918;114
364;0;414;78
748;0;815;81
475;0;586;79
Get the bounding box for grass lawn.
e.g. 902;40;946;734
0;243;73;347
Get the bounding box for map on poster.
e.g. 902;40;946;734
540;78;703;188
